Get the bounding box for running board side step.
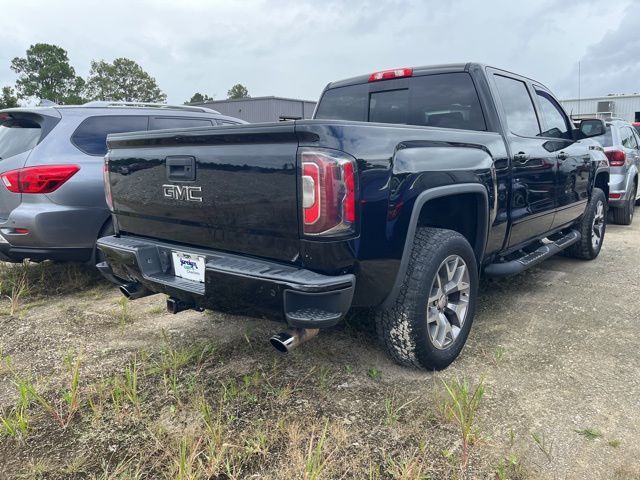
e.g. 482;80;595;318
484;230;581;278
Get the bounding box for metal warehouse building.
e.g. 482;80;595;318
560;94;640;123
192;96;317;123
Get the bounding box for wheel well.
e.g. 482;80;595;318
595;172;609;198
417;192;486;262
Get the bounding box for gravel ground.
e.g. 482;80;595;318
0;220;638;479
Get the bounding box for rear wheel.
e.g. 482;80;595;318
374;227;478;370
565;188;607;260
611;184;636;225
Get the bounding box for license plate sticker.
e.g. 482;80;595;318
172;251;206;283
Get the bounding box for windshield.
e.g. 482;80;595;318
314;72;487;131
0;116;41;160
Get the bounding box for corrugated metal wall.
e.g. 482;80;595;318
560;96;640;122
198;97;317;123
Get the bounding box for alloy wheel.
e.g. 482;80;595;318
426;255;471;350
591;200;605;249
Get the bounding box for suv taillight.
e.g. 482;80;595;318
605;150;626;167
103;156;113;211
0;165;80;194
300;148;357;236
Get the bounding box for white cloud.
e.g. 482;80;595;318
0;0;635;104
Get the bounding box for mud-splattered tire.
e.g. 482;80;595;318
374;227;478;370
565;188;607;260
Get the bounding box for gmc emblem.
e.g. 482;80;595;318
162;184;202;202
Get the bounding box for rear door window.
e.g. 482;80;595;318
0;116;41;160
493;75;541;137
621;127;637;149
149;117;214;130
72;116;149;156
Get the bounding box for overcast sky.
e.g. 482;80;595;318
1;0;638;104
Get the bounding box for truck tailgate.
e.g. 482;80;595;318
106;123;301;262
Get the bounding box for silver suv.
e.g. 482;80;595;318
593;119;640;225
0;102;246;263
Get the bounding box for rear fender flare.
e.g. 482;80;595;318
381;183;489;309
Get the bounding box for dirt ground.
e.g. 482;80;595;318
0;220;638;479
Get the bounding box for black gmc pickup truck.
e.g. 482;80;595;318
98;63;609;370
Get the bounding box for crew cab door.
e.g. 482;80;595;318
532;87;590;229
490;72;557;248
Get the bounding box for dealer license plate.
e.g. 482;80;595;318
172;251;206;283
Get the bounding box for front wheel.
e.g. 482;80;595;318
374;227;478;370
565;187;607;260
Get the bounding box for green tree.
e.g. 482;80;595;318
0;86;19;109
227;83;249;99
10;43;84;104
85;58;166;103
185;92;214;104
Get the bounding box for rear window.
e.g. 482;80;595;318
0;116;41;160
315;72;486;131
149;117;214;130
72;116;149;156
592;127;613;147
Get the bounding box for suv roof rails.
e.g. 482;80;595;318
81;101;221;114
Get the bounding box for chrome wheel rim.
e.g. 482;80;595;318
591;200;605;249
427;255;470;350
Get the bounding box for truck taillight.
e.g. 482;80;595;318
103;157;113;211
0;165;80;194
605;150;626;167
300;148;357;236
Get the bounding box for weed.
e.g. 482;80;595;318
385;448;430;480
383;394;418;426
117;296;132;327
531;432;554;462
441;376;485;475
608;439;621;448
305;419;333;480
123;356;140;410
494;346;506;365
575;427;603;440
0;377;31;437
318;365;331;389
495;452;523;480
367;367;381;381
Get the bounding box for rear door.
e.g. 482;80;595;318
489;72;557;247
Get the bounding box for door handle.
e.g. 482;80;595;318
166;156;196;181
513;152;530;164
557;152;569;161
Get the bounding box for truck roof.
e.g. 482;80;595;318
325;62;550;92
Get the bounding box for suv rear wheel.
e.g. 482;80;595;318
375;227;478;370
565;188;607;259
611;184;636;225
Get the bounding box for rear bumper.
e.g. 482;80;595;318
0;235;92;262
97;235;355;328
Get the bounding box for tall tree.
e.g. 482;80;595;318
0;87;19;109
10;43;84;104
185;92;214;104
227;84;249;99
85;58;167;103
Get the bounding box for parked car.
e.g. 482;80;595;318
591;119;640;224
98;63;609;370
0;102;245;263
633;122;640;135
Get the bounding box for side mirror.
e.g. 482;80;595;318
578;119;606;138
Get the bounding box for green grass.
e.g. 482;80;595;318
575;427;603;440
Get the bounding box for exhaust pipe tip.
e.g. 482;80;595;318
119;282;150;300
269;328;319;354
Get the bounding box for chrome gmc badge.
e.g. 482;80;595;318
162;184;202;202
